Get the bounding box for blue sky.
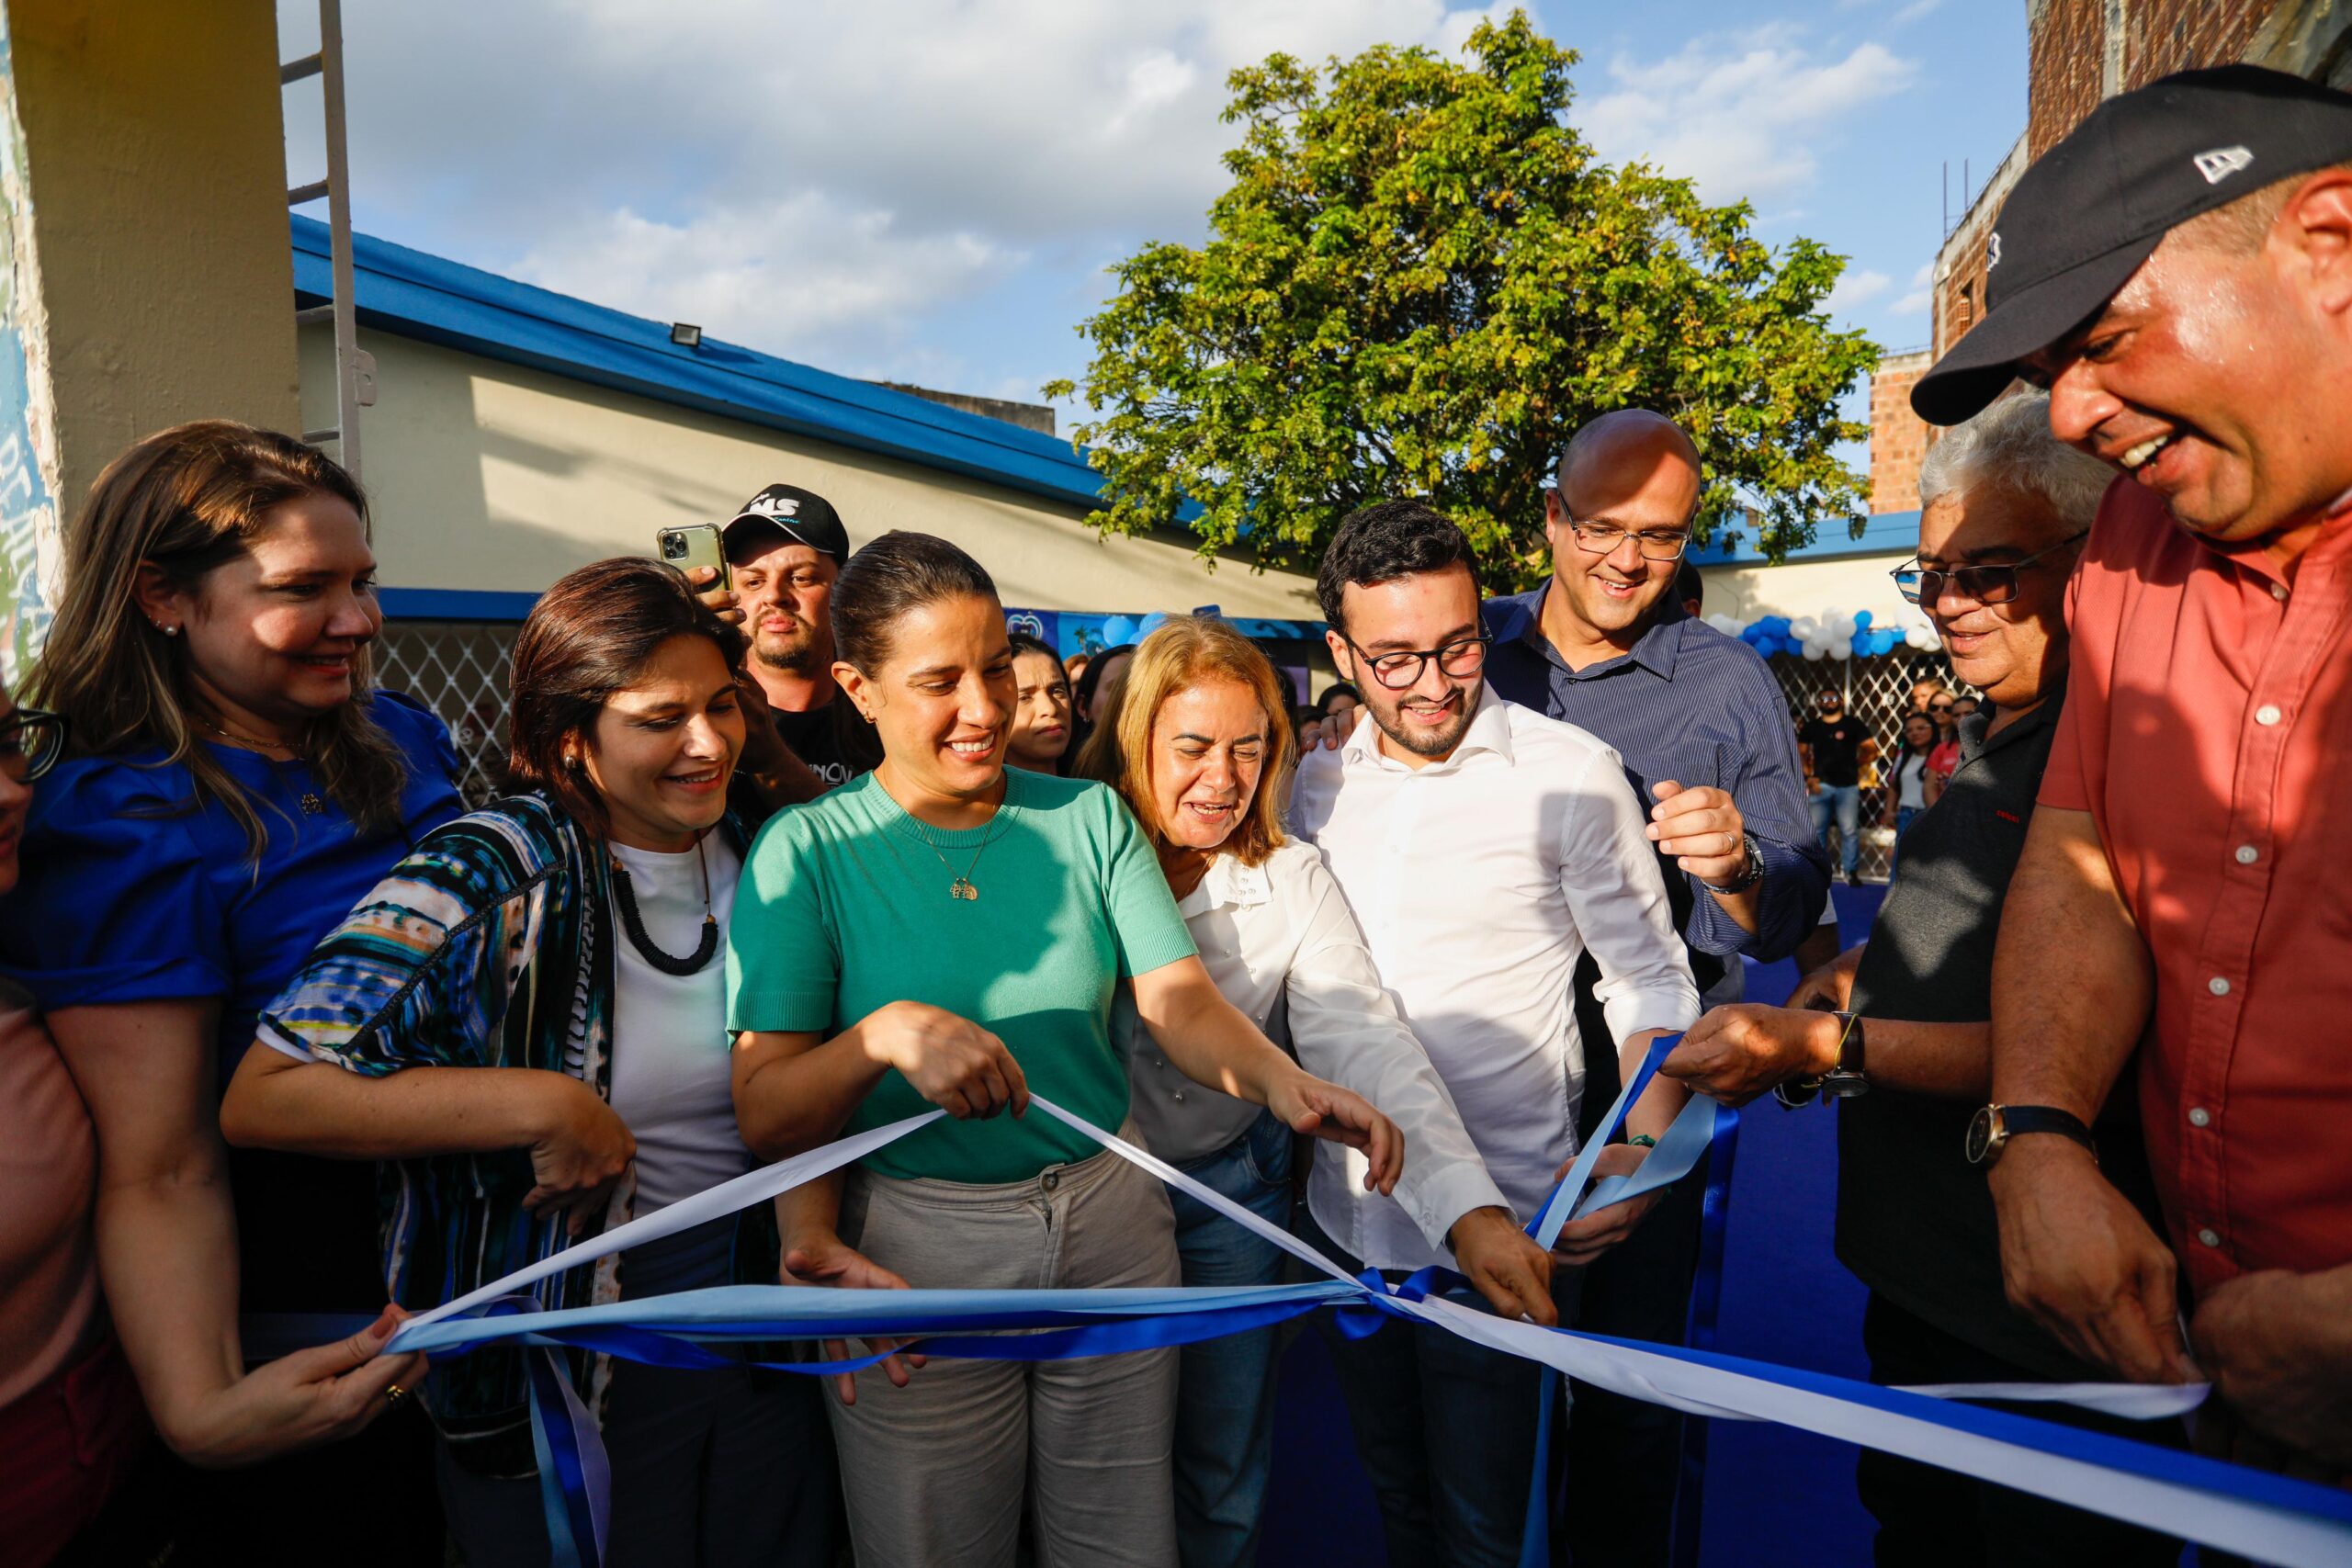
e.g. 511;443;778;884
280;1;2028;442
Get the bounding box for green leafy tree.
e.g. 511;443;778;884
1046;12;1880;589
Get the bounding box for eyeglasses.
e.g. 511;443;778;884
0;707;67;783
1928;701;1954;714
1564;519;1692;562
1343;634;1491;692
1891;533;2088;606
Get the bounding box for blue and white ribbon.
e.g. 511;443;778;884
368;1042;2351;1568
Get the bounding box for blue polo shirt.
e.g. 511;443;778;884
1481;585;1827;963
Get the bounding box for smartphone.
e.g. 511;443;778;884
656;523;729;591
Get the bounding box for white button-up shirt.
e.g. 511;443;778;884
1290;686;1700;1272
1124;840;1510;1252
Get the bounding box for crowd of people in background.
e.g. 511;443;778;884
0;61;2346;1568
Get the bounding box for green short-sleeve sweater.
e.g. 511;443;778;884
727;768;1197;1182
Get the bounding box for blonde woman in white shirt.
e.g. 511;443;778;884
1081;616;1555;1568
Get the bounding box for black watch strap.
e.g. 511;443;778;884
1966;1103;2098;1166
1821;1012;1868;1099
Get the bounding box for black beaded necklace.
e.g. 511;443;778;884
607;832;718;976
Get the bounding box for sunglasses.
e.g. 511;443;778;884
0;707;67;784
1891;533;2088;606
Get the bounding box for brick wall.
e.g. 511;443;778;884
2028;0;2283;155
1869;351;1935;513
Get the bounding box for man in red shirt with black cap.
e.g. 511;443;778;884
1912;65;2352;1476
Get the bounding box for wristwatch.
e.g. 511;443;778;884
1702;832;1764;895
1964;1104;2098;1168
1819;1011;1869;1100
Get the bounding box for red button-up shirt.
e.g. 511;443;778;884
2041;479;2352;1298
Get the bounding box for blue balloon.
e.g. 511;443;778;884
1102;615;1136;646
1854;609;1873;629
1136;611;1170;637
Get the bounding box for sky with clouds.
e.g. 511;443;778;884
278;0;2027;432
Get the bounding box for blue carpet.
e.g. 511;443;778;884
1258;885;1888;1567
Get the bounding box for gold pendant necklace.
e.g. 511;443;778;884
197;715;322;813
899;817;1003;901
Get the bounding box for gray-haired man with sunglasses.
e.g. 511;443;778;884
1658;390;2182;1563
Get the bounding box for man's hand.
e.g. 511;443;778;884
1446;1205;1556;1326
1547;1144;1664;1268
1266;1070;1401;1195
859;1000;1029;1121
1787;944;1863;1011
1988;1138;2196;1383
522;1074;636;1238
782;1231;929;1407
2190;1266;2352;1472
688;565;744;626
1660;1004;1841;1107
168;1306;426;1469
1646;780;1747;885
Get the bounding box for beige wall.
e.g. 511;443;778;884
1697;550;1923;627
301;326;1321;619
8;0;298;509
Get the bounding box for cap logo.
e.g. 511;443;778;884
2193;146;2255;185
744;492;801;518
1985;232;2001;268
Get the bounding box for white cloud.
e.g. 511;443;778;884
1890;261;1936;315
1892;0;1944;23
1824;268;1891;314
1580;28;1917;202
512;197;1018;368
291;0;1514;375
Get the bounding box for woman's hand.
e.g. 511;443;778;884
1547;1145;1663;1268
165;1306;427;1469
1265;1069;1401;1195
859;1000;1029;1121
522;1074;636;1237
782;1231;929;1406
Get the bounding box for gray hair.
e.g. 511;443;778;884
1917;390;2111;529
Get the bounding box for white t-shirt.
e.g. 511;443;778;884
608;835;753;1213
1895;752;1929;810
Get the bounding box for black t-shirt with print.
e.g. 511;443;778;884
1799;715;1864;786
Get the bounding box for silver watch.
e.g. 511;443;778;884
1701;832;1764;895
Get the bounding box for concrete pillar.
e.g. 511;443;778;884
0;0;298;678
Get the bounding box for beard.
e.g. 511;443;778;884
753;619;829;676
1364;682;1477;758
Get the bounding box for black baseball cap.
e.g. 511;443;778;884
1912;65;2352;426
722;483;849;564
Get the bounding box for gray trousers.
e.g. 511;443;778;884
832;1133;1182;1568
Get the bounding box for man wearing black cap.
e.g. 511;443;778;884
1913;65;2352;1476
719;484;878;807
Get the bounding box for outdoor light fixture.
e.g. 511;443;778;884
670;322;702;348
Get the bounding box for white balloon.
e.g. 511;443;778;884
1802;642;1827;661
1792;616;1819;640
1831;637;1854;660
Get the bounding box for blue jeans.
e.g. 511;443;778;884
1811;783;1863;877
1167;1109;1295;1568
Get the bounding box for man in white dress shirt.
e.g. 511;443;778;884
1291;499;1701;1568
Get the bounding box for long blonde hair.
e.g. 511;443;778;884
24;421;410;856
1076;615;1295;867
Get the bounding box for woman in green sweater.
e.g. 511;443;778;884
728;532;1399;1568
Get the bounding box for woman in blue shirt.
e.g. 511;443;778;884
0;423;462;1561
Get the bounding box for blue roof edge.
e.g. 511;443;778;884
292;215;1104;511
1692;510;1920;568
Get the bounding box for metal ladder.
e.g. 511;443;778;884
282;0;373;481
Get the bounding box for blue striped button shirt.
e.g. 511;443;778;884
1481;585;1829;962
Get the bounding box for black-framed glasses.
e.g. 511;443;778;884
1891;532;2088;606
1564;519;1692;562
1344;634;1491;692
0;707;67;783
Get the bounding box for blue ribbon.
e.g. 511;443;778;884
1673;1102;1740;1568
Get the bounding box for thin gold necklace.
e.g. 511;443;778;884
197;715;324;815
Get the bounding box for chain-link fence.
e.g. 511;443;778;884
1763;649;1971;884
374;619;520;806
